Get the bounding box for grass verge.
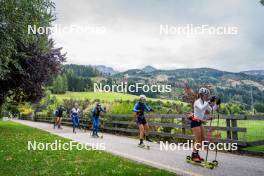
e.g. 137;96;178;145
0;121;176;176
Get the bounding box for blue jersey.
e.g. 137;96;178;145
133;102;151;118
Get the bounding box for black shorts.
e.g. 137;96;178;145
55;116;63;118
190;120;202;128
137;117;147;125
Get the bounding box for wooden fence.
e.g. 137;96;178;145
20;114;264;148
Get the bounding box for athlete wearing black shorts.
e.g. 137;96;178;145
54;105;65;129
133;95;153;146
190;119;203;128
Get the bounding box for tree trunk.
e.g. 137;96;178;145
0;105;2;119
0;93;4;118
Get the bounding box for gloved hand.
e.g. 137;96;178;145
216;98;221;105
210;96;216;103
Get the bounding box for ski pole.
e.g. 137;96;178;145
144;114;147;143
81;111;84;131
214;110;220;163
101;108;107;138
100;116;104;138
205;111;213;162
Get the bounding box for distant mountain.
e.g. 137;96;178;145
93;65;118;76
142;65;157;73
241;70;264;76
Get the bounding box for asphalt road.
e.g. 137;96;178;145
14;120;264;176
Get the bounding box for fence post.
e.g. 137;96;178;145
226;119;231;139
182;116;186;135
231;119;238;140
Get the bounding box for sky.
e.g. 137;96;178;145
52;0;264;72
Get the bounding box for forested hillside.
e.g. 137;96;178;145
49;64;264;112
50;64;101;93
113;67;264;111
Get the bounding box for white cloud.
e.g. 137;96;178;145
52;0;264;72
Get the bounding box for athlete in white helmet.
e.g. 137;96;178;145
198;87;210;96
190;87;220;162
139;94;147;100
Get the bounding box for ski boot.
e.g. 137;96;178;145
192;152;201;162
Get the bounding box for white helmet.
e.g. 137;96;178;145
139;94;147;100
198;87;210;95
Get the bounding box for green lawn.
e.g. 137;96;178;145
209;119;264;153
0;121;176;176
238;120;264;141
209;118;264;141
54;91;139;102
239;120;264;152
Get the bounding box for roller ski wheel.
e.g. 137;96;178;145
206;162;215;169
186;156;192;163
212;160;218;167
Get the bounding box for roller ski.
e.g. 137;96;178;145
92;134;103;139
137;140;150;150
91;131;103;139
91;134;99;138
137;143;150;150
186;155;217;169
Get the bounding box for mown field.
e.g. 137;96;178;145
0;121;176;176
54;91;181;103
54;91;139;102
209;118;264;152
210;119;264;142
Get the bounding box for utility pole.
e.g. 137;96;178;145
123;74;128;94
250;86;254;114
